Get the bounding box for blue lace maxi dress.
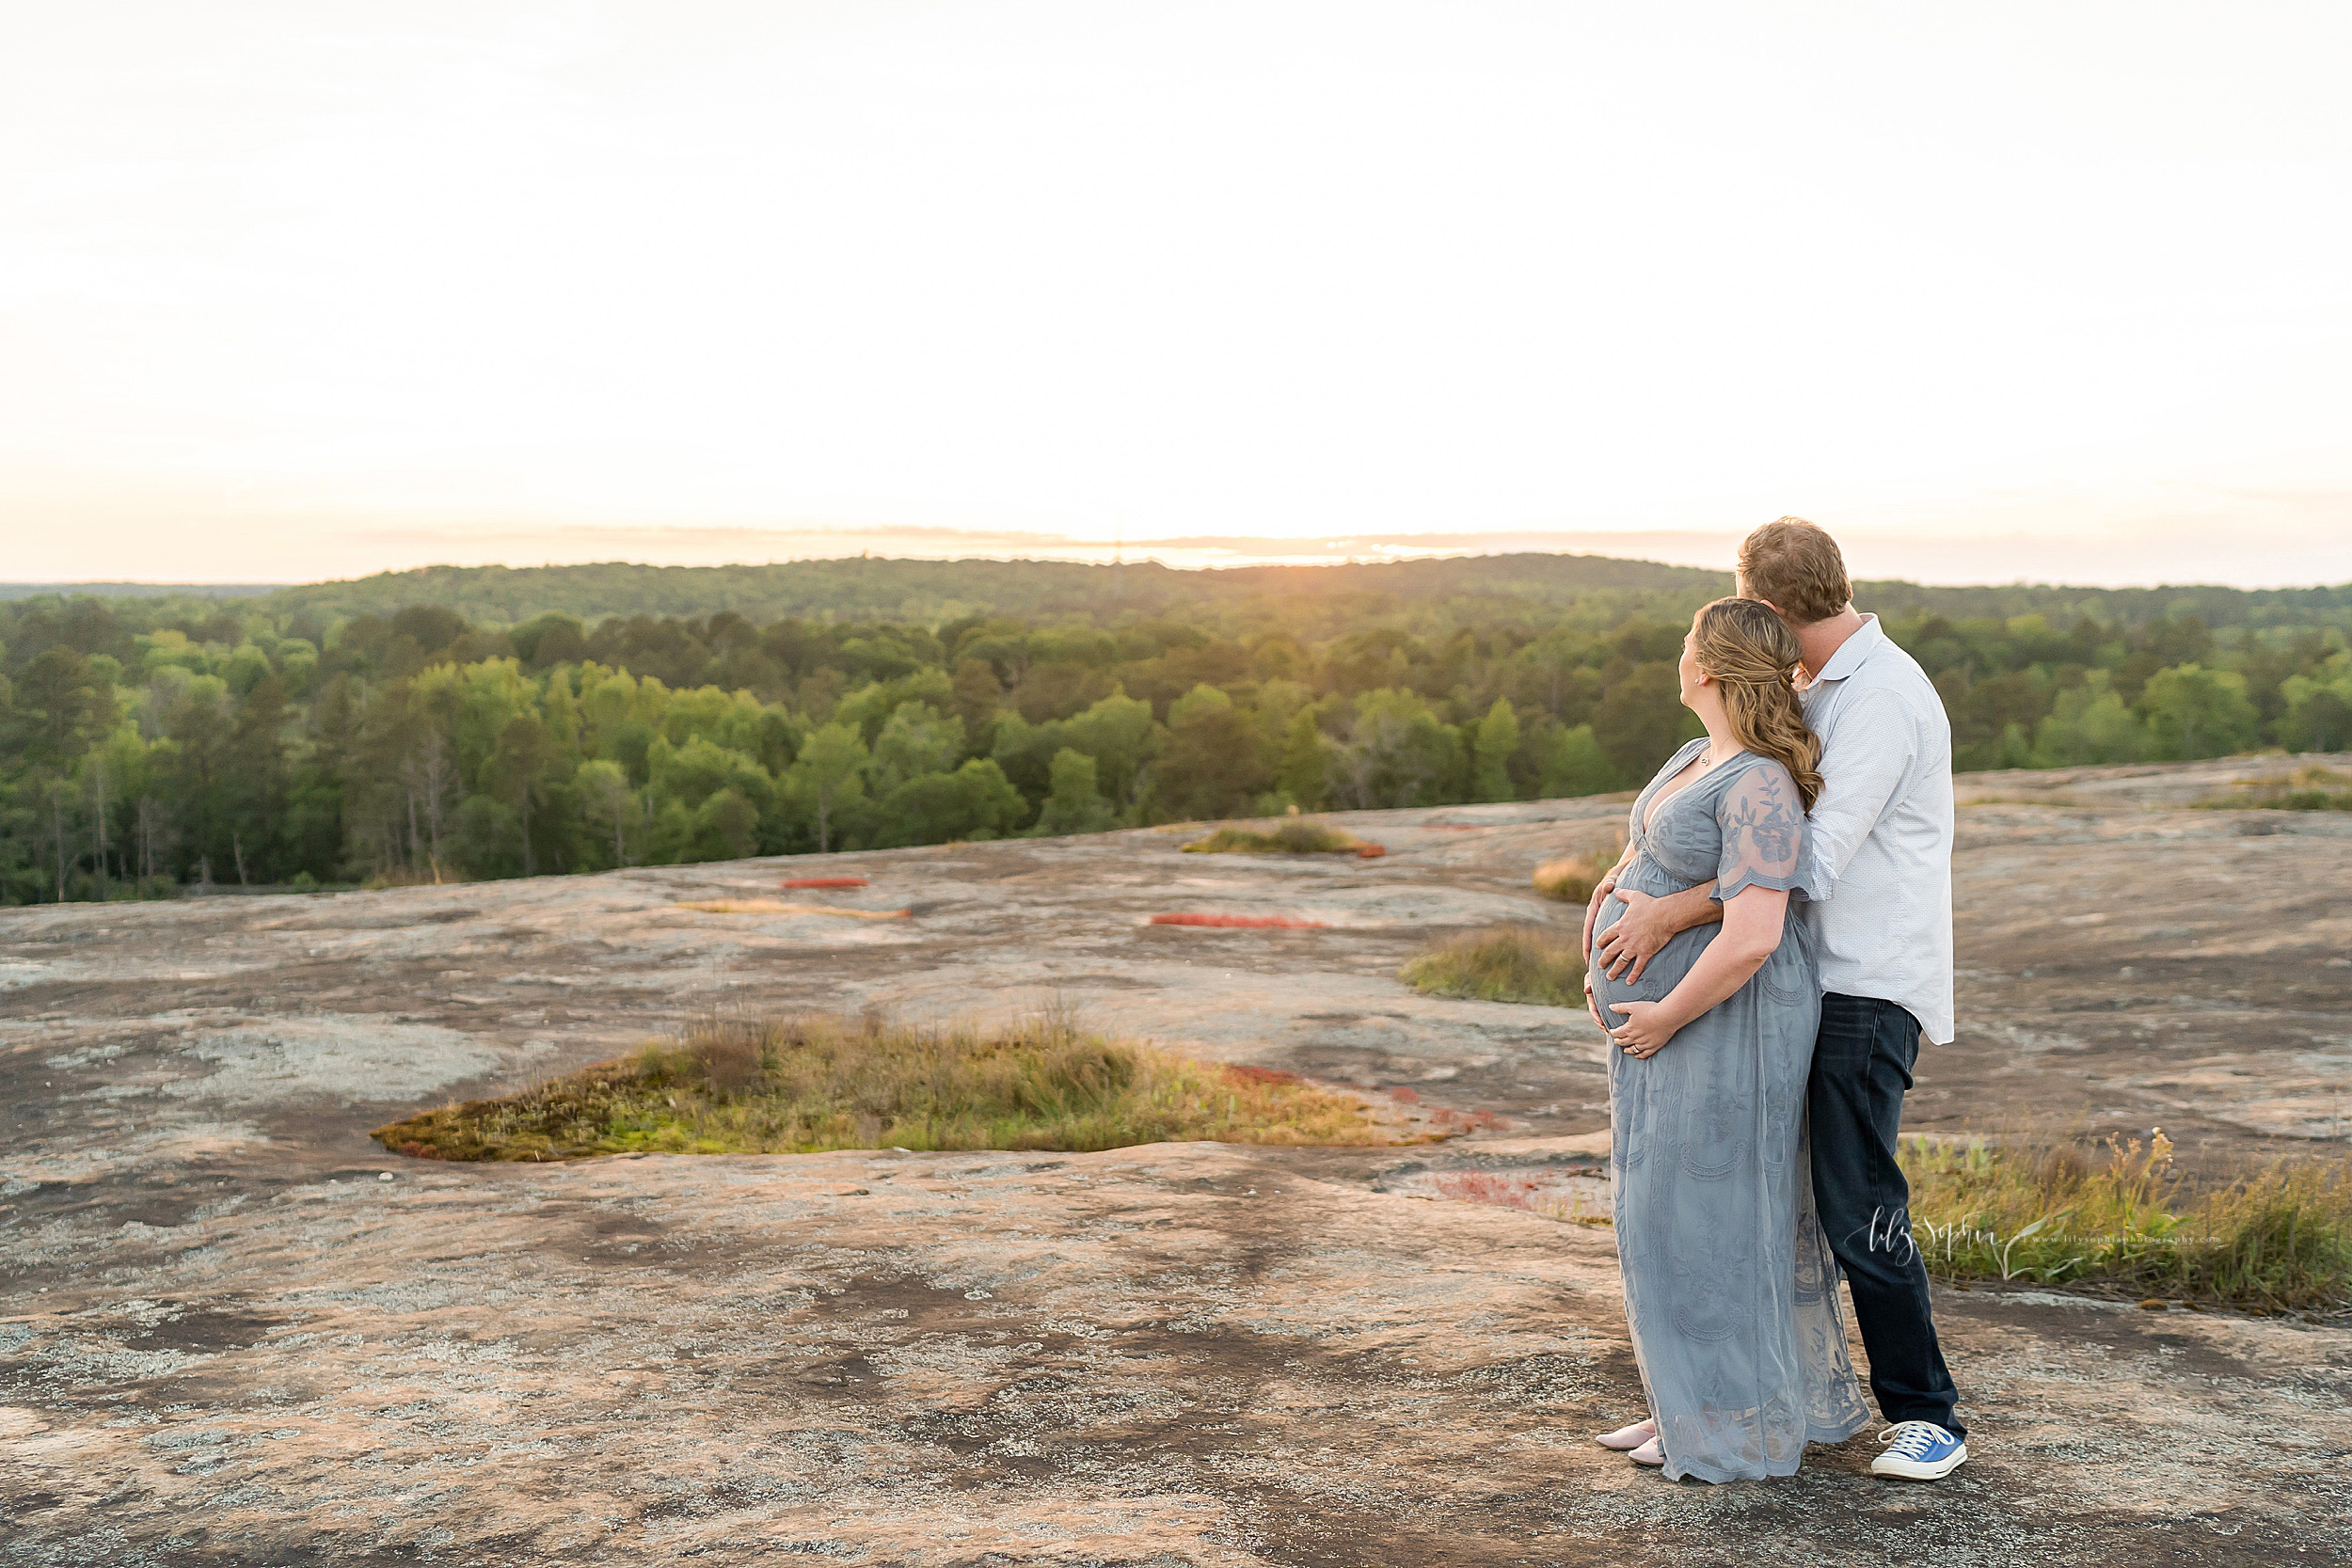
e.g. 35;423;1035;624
1590;740;1870;1482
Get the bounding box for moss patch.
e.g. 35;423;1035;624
374;1012;1410;1161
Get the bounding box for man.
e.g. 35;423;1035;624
1592;516;1967;1481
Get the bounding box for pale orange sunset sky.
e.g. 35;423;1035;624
4;3;2348;587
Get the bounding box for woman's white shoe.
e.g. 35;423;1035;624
1594;1418;1657;1451
1627;1436;1667;1467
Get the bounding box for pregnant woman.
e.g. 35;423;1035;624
1578;596;1870;1482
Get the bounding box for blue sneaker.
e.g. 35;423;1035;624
1870;1420;1967;1480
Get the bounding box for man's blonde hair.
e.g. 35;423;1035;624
1737;516;1850;626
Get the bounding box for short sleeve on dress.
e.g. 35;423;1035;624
1711;760;1810;903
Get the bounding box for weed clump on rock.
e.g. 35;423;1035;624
2197;766;2352;812
1184;821;1383;857
1532;834;1623;904
1399;926;1585;1006
1531;857;1604;905
1904;1131;2352;1312
373;1010;1404;1162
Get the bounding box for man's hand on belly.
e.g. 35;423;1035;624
1595;883;1724;981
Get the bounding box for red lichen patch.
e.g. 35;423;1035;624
782;877;869;889
1431;1170;1548;1207
1432;1107;1507;1132
1388;1085;1422;1104
1224;1064;1304;1088
1148;913;1329;929
1424;1166;1611;1226
1355;844;1387;859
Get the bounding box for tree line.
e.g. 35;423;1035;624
25;552;2345;639
1;576;2345;902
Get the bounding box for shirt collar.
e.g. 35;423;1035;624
1812;612;1884;685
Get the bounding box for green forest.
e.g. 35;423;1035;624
2;555;2347;903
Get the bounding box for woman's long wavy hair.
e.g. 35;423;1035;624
1693;596;1824;810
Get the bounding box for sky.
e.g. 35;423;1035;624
4;2;2348;589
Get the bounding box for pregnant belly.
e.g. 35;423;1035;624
1590;893;1712;1025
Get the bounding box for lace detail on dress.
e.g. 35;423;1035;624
1711;760;1809;903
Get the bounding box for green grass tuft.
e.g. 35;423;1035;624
1399;926;1586;1006
1184;821;1374;855
1903;1131;2352;1312
373;1010;1411;1161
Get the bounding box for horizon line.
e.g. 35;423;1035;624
5;545;2350;598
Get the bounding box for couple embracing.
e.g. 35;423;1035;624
1578;518;1968;1485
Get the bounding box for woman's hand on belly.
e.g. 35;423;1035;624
1608;885;1790;1058
1608;999;1681;1058
1589;905;1685;1031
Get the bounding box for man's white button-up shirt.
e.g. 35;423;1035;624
1796;614;1957;1044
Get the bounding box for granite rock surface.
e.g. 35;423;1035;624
4;754;2348;1564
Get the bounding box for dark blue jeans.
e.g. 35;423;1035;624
1809;993;1964;1437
